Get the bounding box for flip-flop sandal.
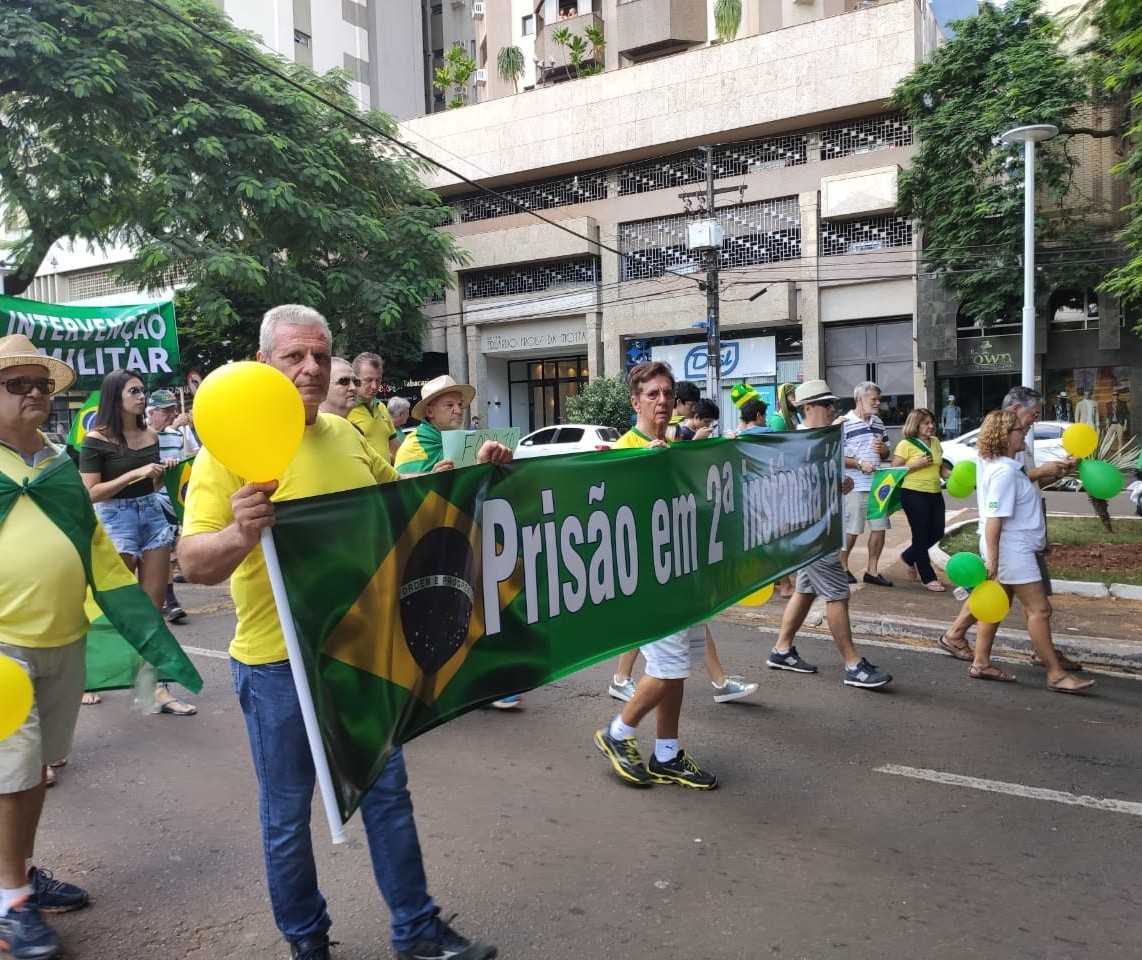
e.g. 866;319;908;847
937;634;974;661
1031;652;1083;672
157;697;197;716
48;758;67;769
969;664;1018;682
924;582;947;592
81;692;102;705
904;563;919;581
1048;676;1096;694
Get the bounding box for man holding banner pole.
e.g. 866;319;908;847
593;361;718;791
766;380;893;689
179;306;496;960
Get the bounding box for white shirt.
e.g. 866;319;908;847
978;456;1043;534
842;410;886;492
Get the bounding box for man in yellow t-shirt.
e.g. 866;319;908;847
0;336;93;958
593;361;717;792
179;306;495;960
347;351;398;462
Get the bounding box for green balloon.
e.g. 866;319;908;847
1078;458;1124;499
945;477;972;499
950;459;976;487
946;552;987;589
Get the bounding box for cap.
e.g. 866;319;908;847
947;395;956;403
147;389;178;409
792;379;838;407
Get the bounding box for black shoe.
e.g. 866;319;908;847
0;898;59;960
290;934;332;960
845;570;858;584
593;728;654;786
163;600;187;623
862;572;893;587
396;915;497;960
27;867;88;915
647;749;718;790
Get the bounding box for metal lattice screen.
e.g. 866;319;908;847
463;256;601;300
818;215;913;256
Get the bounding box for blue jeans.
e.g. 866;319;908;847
230;659;440;949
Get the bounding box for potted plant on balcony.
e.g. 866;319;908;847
714;0;742;42
433;44;476;108
497;45;526;92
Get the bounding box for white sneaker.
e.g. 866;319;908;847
607;676;636;702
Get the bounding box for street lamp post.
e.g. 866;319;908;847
999;123;1058;389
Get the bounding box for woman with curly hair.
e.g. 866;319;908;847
969;409;1094;693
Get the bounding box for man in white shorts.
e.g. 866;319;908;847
839;381;893;586
764;379;893;689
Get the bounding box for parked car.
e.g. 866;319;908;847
513;424;620;459
940;420;1069;471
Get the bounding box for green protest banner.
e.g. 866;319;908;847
0;294;180;391
269;428;844;819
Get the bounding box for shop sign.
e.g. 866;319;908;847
481;319;587;354
652;336;777;381
942;335;1020;376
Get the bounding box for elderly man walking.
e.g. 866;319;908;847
180;306;496;960
839;380;893;586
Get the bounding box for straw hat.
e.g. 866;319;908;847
792;379;838;407
413;374;476;421
0;334;76;395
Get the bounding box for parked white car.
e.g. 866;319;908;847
940;420;1069;471
513;424;621;459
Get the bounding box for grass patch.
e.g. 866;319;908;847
941;517;1142;586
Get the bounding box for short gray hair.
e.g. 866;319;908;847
853;380;880;403
259;305;332;356
387;396;410;416
330;356;352;370
1001;385;1042;411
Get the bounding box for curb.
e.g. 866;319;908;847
934;517;1137;598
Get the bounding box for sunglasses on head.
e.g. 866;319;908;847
335;376;362;387
0;377;55;396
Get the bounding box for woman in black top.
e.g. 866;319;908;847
79;369;195;715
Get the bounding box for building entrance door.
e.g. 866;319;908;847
824;319;914;431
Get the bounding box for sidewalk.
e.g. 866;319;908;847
722;504;1142;671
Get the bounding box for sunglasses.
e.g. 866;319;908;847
335;376;362;387
0;377;55;396
126;386;146;396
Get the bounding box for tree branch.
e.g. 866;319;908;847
1059;125;1124;139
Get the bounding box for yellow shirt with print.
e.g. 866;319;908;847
183;413;399;665
894;436;944;493
0;441;90;648
347;400;396;461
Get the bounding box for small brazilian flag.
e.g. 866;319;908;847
66;391;100;449
867;468;908;520
162;457;195;525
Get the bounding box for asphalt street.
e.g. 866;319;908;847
40;586;1142;960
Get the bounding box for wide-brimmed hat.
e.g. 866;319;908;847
147;389;178;409
412;374;476;421
0;334;76;395
792;379;838;407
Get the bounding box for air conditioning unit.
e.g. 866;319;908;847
475;68;488;84
472;1;485;17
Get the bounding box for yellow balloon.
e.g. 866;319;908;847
193;362;306;482
1062;422;1098;459
739;582;775;607
968;579;1010;625
0;655;34;742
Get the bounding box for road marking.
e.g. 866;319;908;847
183;644;229;660
876;764;1142;817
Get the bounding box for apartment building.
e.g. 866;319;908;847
403;0;942;431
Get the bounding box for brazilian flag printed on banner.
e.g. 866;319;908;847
867;467;908;520
270;428;845;819
66;391;100;449
162;457;195;525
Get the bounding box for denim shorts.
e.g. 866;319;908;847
94;493;174;559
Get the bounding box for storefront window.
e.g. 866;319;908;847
509;355;587;431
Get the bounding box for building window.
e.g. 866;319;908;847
294;30;311;48
463;257;601;300
1049;288;1100;330
522;14;535;35
818;215;912;256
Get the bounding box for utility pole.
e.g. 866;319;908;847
702;145;720;404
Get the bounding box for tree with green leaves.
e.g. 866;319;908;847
0;0;461;380
565;375;635;433
433;44;476;109
496;45;526;92
892;0;1121;326
714;0;742;43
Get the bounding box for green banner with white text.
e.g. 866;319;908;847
271;427;844;819
0;294;180;390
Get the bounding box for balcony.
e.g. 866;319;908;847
535;10;604;81
615;0;706;61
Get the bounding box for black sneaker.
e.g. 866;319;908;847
396;915;497;960
593;728;654;786
163;600;187;624
844;657;893;689
647;750;718;790
766;645;818;674
0;897;59;960
845;570;858;584
27;867;87;914
862;572;893;587
290;934;331;960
